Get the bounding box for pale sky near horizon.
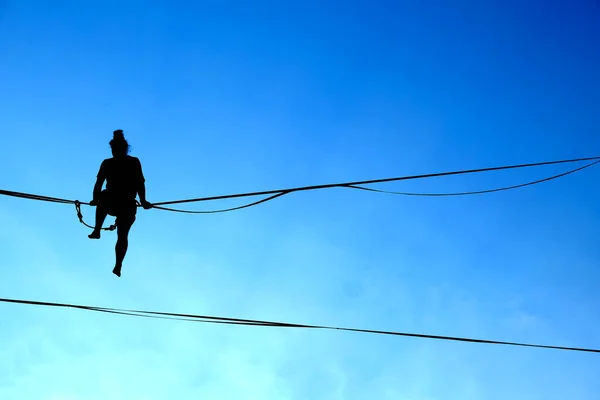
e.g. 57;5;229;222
1;1;600;399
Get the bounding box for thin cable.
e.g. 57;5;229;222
151;191;290;214
1;297;598;354
346;159;600;197
151;161;600;213
86;307;278;326
0;189;74;204
152;156;600;207
149;156;600;214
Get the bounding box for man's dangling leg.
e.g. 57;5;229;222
113;214;135;277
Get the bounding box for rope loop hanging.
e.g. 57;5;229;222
74;200;116;231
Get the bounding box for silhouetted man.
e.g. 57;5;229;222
89;129;152;277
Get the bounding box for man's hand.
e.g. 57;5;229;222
90;199;98;206
140;200;153;210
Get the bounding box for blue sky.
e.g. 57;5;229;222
1;0;599;399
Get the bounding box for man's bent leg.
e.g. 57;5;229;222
89;204;109;239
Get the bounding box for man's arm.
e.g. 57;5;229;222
93;177;105;201
138;181;147;203
135;158;151;208
92;161;106;203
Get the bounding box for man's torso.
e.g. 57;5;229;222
100;156;144;200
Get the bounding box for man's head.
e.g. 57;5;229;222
110;129;130;157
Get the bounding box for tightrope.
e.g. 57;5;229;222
1;156;598;228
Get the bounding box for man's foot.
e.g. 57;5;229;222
88;230;101;239
112;265;122;277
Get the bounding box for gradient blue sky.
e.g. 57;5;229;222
1;1;600;399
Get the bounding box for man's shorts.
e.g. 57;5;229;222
99;189;137;225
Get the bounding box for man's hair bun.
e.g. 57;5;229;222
113;129;125;140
